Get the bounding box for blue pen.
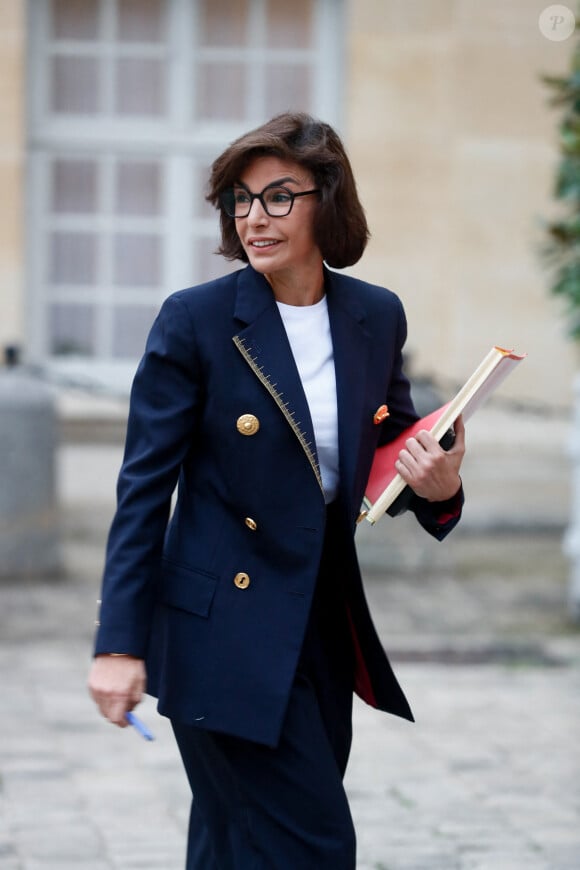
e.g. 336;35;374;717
125;711;155;741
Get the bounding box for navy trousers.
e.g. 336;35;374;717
171;505;356;869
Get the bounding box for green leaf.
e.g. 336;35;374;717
542;30;580;343
555;158;580;198
552;266;580;303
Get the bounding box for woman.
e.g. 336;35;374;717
89;112;465;869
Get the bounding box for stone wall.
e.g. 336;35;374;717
3;0;579;407
346;0;578;406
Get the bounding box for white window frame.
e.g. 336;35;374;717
26;0;345;393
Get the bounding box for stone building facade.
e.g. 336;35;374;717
1;0;577;406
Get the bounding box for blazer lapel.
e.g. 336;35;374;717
233;267;323;492
325;269;371;509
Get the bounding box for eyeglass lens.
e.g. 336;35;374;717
222;186;295;218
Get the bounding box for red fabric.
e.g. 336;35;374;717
435;488;463;526
436;509;458;525
346;606;377;708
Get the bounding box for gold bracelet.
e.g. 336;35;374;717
110;653;130;657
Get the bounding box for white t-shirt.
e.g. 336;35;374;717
276;296;339;503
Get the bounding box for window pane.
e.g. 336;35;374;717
114;233;162;285
266;0;314;48
51;0;99;40
51;56;100;114
49;304;95;356
196;62;247;121
198;0;249;46
192;163;215;219
115;58;166;116
116;161;162;216
194;236;238;283
117;0;165;43
52;160;98;214
264;64;312;117
112;305;158;358
50;232;98;284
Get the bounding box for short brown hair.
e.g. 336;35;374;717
206;112;369;269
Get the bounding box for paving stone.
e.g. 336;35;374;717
0;436;579;868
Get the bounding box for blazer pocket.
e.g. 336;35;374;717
159;558;218;617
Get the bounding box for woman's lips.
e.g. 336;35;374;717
248;239;280;248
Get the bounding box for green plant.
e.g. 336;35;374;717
543;29;580;342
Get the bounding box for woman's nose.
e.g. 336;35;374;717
247;197;268;224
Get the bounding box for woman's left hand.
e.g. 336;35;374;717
395;415;465;503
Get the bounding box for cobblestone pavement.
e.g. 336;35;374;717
2;398;580;870
1;504;579;870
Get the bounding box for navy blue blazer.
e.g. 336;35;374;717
95;265;462;747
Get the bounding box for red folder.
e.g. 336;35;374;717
362;347;526;524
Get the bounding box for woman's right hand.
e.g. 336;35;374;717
88;655;147;727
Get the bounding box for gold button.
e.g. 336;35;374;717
236;413;260;436
244;517;258;531
234;572;250;589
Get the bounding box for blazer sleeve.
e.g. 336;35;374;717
377;295;420;444
94;294;203;657
409;487;464;541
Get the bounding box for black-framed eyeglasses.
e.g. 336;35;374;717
219;183;320;218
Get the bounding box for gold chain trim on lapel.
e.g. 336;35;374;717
233;335;323;492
